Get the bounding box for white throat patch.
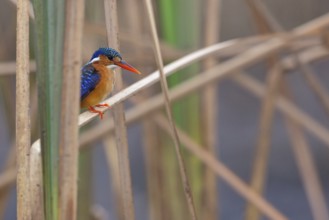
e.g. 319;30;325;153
107;65;118;70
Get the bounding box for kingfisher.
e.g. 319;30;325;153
81;47;141;119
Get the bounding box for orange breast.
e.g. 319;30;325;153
81;64;115;108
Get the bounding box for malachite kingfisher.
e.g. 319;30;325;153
80;47;141;119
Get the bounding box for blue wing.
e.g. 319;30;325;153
80;64;101;101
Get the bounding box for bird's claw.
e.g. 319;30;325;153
88;106;105;119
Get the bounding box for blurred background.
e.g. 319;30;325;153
2;0;329;219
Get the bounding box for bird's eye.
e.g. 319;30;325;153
113;56;121;62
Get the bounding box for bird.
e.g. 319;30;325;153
80;47;141;119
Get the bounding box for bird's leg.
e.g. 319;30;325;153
95;103;110;108
88;106;104;119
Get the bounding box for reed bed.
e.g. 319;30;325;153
1;0;329;219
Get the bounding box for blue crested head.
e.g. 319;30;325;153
90;47;122;61
87;47;141;75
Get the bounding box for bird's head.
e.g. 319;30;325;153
89;47;141;74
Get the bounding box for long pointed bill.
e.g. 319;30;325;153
115;60;141;74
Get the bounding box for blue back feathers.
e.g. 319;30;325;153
80;64;100;101
90;47;122;61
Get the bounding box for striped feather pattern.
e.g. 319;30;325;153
80;64;100;101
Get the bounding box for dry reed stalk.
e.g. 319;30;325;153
16;0;31;218
0;37;259;78
0;34;321;76
281;40;329;220
244;66;282;220
76;148;93;220
0;82;39;218
29;144;44;220
82;23;300;58
300;68;329;115
254;0;329;123
282;46;329;71
244;1;280;218
112;75;288;220
123;84;181;220
104;0;136;219
0;86;39;217
9;0;35;19
293;13;329;36
153;114;288;220
124;0;141;49
84;22;186;59
201;1;221;219
79;44;329;150
281;82;329;220
244;1;329;219
246;0;282;32
144;0;198;219
0;86;38;219
58;0;85;219
123;6;143;111
0;60;36;75
124;1;164;219
111;75;287;220
232;76;329;220
142;120;166;220
232;73;329;147
103;134;124;220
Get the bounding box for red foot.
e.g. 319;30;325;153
88;106;104;119
95;103;110;108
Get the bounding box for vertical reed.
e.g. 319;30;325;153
144;1;198;219
103;134;124;220
59;0;85;219
77;148;93;220
32;0;64;217
282;84;329;220
157;0;203;218
104;0;136;219
244;1;281;219
244;66;282;220
201;0;221;219
16;0;31;218
30;142;44;220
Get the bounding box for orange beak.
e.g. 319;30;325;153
115;60;141;75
